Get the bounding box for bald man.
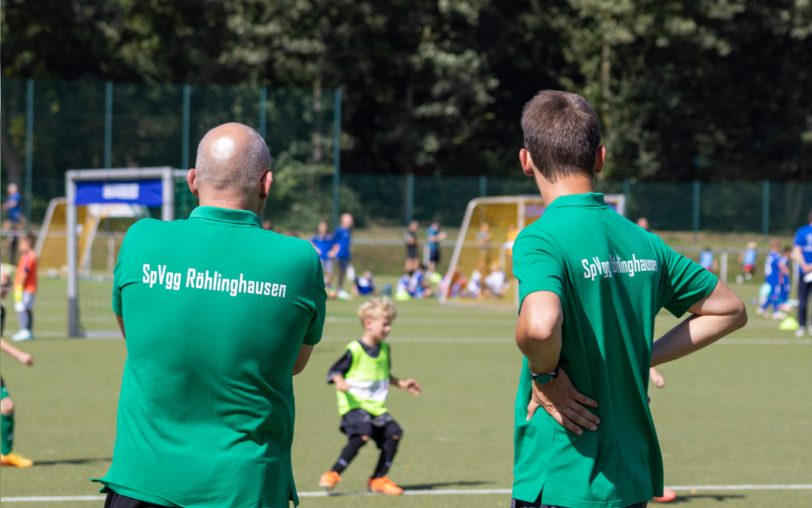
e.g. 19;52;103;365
95;123;327;508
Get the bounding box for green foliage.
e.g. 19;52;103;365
264;153;362;231
1;0;810;181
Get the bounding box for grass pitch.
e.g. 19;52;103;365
1;279;810;507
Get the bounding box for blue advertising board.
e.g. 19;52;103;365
74;180;163;206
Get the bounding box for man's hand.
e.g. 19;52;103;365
398;378;421;395
526;368;599;435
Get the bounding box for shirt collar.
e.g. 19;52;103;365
545;192;607;210
189;206;262;227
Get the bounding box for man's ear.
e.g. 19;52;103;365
186;168;200;197
594;146;607;175
260;170;273;199
519;148;536;177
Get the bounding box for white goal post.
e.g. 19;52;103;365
66;167;185;337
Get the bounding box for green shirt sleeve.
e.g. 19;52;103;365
657;238;719;317
112;229;128;317
303;251;326;346
513;228;565;309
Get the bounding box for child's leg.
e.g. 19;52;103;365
21;292;35;331
331;434;368;473
1;384;15;455
371;419;403;478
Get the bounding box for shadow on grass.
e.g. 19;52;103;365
33;457;112;466
669;493;746;504
401;480;492;490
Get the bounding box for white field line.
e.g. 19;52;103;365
3;484;812;502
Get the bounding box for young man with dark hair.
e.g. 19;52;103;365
511;90;747;508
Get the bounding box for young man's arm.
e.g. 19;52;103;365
793;245;810;274
516;291;599;435
652;281;747;366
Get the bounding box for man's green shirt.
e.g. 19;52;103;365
97;206;326;507
512;193;717;507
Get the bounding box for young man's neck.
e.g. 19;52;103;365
535;172;594;206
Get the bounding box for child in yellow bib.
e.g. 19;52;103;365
319;298;421;495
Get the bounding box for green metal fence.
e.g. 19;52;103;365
1;78;341;223
2;78;810;234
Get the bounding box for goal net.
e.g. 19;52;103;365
441;194;626;305
63;167;189;337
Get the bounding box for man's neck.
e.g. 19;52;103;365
535;173;594;206
198;194;261;215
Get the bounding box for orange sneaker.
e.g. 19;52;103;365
1;452;34;468
653;488;677;503
368;476;404;495
319;471;341;491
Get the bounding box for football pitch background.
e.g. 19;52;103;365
1;279;810;507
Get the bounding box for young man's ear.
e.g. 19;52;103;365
519;148;536;177
186;168;200;197
259;170;273;199
594;146;607;175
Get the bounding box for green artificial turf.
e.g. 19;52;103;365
1;280;810;507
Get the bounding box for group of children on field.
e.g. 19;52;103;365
1;230;39;469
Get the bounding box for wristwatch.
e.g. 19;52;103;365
531;366;559;386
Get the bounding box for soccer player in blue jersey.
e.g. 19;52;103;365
794;210;812;337
698;247;716;272
311;220;335;285
777;246;792;312
739;241;758;282
329;213;354;299
758;240;782;318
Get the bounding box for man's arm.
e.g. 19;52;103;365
793;245;809;274
293;344;314;375
515;291;563;373
115;314;126;339
651;281;747;367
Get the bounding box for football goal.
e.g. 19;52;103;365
440;194;626;304
64;167;187;337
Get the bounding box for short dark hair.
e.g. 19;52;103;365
521;90;601;182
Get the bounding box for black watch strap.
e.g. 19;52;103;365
531;366;559;385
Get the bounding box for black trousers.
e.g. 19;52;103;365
104;491;170;508
511;497;647;508
799;277;811;328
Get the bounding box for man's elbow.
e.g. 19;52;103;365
517;313;562;345
729;298;748;331
292;363;307;376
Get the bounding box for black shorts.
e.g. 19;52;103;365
406;246;418;260
429;249;440;263
511;497;647;508
340;409;403;445
104;490;170;508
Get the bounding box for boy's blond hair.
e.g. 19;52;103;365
358;297;397;325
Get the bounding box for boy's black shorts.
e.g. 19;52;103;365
340;409;403;445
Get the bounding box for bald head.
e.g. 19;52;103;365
194;123;271;194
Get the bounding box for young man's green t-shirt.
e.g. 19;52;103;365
96;206;326;507
512;193;717;507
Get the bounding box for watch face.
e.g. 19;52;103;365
532;373;554;385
